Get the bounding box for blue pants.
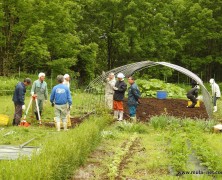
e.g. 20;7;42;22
128;105;137;117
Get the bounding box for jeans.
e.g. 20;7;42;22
128;105;137;117
13;104;22;126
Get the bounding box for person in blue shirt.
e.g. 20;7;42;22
50;75;72;131
12;78;32;126
127;76;141;122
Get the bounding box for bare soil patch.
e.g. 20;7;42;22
123;98;209;121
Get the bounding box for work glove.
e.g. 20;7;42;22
22;105;26;110
51;102;55;107
113;87;118;90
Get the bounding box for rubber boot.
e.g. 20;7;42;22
113;110;118;120
118;111;123;121
213;106;217;112
131;116;137;123
63;122;67;131
56;122;60;131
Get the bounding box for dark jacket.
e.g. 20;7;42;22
128;83;141;105
191;79;198;88
12;82;26;105
187;87;198;98
113;80;127;101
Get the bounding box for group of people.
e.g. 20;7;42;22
12;73;72;131
105;72;141;121
186;78;221;112
12;72;221;129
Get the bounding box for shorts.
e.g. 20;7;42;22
113;100;123;111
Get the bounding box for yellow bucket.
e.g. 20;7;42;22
188;100;200;108
0;114;9;126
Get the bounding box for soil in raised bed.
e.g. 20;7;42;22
123;98;209;122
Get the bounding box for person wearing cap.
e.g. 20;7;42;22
12;78;32;126
63;74;70;89
186;85;200;108
209;78;221;112
127;76;141;122
113;73;127;120
31;72;48;121
105;72;116;109
50;75;72;131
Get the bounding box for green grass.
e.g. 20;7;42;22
0;92;100;126
0;113;112;180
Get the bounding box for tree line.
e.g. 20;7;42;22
0;0;222;84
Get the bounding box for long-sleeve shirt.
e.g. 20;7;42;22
63;80;70;89
113;80;127;101
128;83;141;105
187;87;199;98
105;78;116;95
12;82;26;105
211;82;221;97
50;84;72;105
31;80;48;100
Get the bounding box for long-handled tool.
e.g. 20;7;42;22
35;97;42;125
22;97;33;121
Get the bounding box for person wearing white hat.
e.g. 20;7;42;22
113;73;127;120
63;74;70;89
31;72;48;122
104;72;116;109
209;78;221;112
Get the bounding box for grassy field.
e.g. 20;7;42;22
1;93;222;179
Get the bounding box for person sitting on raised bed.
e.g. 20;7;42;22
186;85;200;108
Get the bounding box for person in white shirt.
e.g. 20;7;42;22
209;78;221;112
63;74;70;89
105;72;116;109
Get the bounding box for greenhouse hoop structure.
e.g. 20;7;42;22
82;61;213;119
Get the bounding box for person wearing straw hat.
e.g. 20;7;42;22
31;73;48;121
50;75;72;131
113;73;127;121
209;78;221;112
105;72;116;109
12;78;32;126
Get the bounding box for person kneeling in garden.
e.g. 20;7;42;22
127;76;141;122
50;75;72;131
186;85;200;108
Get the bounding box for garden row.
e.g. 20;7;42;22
73;116;222;179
